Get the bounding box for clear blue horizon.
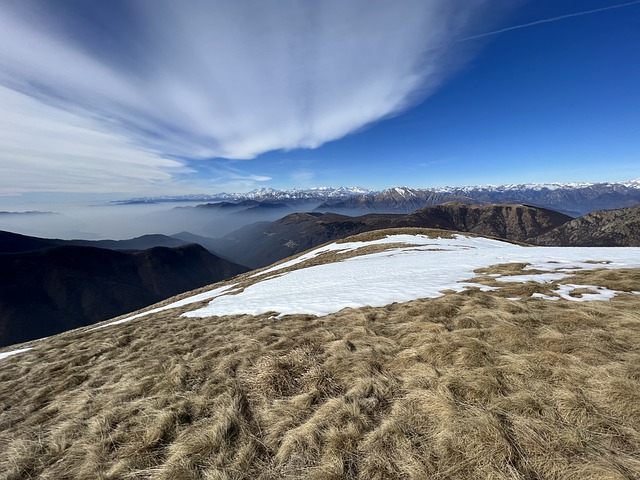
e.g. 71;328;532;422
0;0;639;205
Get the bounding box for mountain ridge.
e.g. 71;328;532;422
531;205;640;246
113;179;640;215
210;203;571;268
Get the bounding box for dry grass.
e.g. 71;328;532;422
335;227;530;246
336;228;459;243
1;263;640;479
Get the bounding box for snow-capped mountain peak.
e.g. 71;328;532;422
113;179;640;214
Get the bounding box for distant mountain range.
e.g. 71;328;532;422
315;181;640;216
0;210;57;216
114;179;640;216
112;186;373;204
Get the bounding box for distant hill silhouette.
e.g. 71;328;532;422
0;230;192;254
0;230;65;253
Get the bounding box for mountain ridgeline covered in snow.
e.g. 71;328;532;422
114;186;374;205
314;181;640;217
118;179;640;217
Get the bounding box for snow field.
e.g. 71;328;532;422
183;235;640;318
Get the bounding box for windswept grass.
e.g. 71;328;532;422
1;262;640;479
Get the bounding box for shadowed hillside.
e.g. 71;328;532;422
1;229;639;479
0;244;248;347
211;212;398;268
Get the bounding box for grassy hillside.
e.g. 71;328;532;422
1;229;639;479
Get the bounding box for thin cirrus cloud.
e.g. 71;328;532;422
0;0;500;195
0;85;187;195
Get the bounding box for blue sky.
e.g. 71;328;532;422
1;0;639;203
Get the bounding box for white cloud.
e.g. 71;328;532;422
0;0;501;194
0;86;185;194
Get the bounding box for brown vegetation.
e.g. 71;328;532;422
1;260;640;479
530;205;640;246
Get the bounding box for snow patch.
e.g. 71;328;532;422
551;284;618;302
496;273;568;284
92;284;238;330
531;293;560;301
183;235;640;319
0;347;32;361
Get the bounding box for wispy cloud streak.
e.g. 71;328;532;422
0;86;186;194
0;0;498;194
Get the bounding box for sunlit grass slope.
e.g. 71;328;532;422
1;229;639;479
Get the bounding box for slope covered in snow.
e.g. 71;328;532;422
94;231;640;329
